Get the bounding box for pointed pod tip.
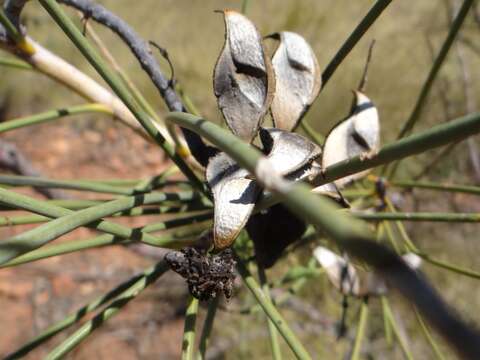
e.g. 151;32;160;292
352;90;370;106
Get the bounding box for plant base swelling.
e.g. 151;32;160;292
165;247;236;301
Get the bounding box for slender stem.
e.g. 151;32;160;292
381;296;393;346
417;253;480;280
38;0;206;194
321;0;393;88
236;256;312;360
0;55;32;70
353;211;480;222
351;300;369;360
387;0;475;178
44;260;169;360
0;174;135;195
2;214;212;267
395;0;474;140
0;188;196;264
391;180;480;196
197;297;219;360
0;7;22;42
258;265;283;360
299;121;325;145
0;103;112;133
0;206;206;227
240;0;250;14
182;296;199;360
4;267;152;358
414;308;446;360
384;198;480;279
382;298;414;360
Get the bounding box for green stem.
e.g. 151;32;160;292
240;0;250;14
351;300;369;360
0;174;135;195
0;103;112;133
417;253;480;280
0;55;33;70
2;214;212;267
0;8;22;43
414;308;446;360
0;206;206;227
382;298;414;360
236;256;311;360
38;0;206;195
44;260;169;360
0;188;196;264
182;296;199;360
391;180;480;196
299;121;325;146
353;211;480;222
4;266;153;359
197;297;219;360
395;0;474;139
321;0;393;88
387;0;475;178
258;265;283;360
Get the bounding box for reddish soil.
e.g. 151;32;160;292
0;121;189;359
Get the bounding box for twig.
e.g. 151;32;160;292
0;140;66;199
321;0;393;89
56;0;213;166
387;0;475;179
357;39;376;93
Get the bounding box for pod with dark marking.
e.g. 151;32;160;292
259;127;321;176
322;91;380;188
213;10;275;143
314;247;421;297
269;31;321;131
206;152;260;250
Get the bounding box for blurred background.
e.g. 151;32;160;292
1;0;480;358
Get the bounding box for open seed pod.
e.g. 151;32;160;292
213;10;275;143
206;152;260;250
314;246;422;297
322;91;380;188
268;31;321;131
259;127;322;176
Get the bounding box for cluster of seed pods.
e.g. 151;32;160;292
207;10;380;264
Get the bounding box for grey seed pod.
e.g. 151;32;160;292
206;152;260;250
213;10;275;143
314;247;422;297
269;31;321;131
259;127;321;176
322;91;380;188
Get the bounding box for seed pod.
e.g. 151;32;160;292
214;10;275;142
322;91;380;188
312;182;349;207
313;246;387;297
314;247;421;297
206;152;260;250
259;127;321;176
269;31;321;131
